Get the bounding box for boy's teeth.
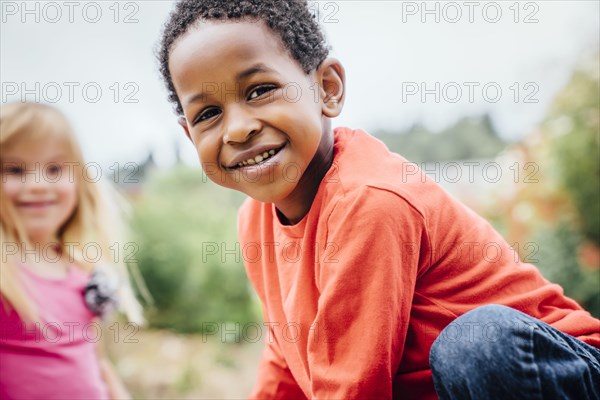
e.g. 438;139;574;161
236;148;279;168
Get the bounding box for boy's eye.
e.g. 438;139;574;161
248;84;277;100
193;107;221;125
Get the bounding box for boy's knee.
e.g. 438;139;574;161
430;304;524;374
451;304;527;334
460;304;519;322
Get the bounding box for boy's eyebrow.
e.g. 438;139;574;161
236;63;275;81
185;63;276;106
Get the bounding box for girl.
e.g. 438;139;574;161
0;102;144;399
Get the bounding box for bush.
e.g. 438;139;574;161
131;166;259;333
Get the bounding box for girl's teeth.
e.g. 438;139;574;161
269;150;275;155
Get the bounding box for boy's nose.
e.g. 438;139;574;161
222;106;261;144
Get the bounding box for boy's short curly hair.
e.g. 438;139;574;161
158;0;330;115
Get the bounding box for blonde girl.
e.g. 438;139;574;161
0;102;144;399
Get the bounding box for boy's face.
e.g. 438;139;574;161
169;21;340;207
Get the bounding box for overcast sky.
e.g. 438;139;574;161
1;0;598;167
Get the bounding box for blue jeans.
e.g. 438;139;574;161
429;304;600;400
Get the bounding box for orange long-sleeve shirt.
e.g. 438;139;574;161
237;127;600;400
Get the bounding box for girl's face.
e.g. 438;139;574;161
1;139;78;243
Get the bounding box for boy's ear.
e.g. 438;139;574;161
316;58;346;118
178;116;193;142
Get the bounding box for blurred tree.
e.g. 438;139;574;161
547;63;600;246
543;58;600;316
533;220;600;317
483;55;600;317
131;166;258;333
374;115;507;163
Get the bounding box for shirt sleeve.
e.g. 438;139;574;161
249;324;308;400
307;186;424;399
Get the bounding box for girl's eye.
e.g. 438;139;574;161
46;164;62;175
2;165;23;175
248;85;277;100
193;107;221;125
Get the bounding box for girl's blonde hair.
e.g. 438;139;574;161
0;102;145;324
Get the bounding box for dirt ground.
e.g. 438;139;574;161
107;328;264;399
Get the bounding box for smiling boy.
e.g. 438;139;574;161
164;17;337;223
158;1;600;399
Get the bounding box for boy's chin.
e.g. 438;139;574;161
238;184;295;205
242;190;284;204
205;173;298;204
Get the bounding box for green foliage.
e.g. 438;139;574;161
374;115;507;163
532;60;600;317
533;220;599;317
131;166;259;333
548;68;600;245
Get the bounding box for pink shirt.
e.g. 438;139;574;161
0;265;109;399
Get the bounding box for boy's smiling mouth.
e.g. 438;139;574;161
225;143;286;170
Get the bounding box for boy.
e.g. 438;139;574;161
158;1;600;398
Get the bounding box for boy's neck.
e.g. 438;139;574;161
274;124;335;226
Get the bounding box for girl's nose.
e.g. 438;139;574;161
22;166;53;192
